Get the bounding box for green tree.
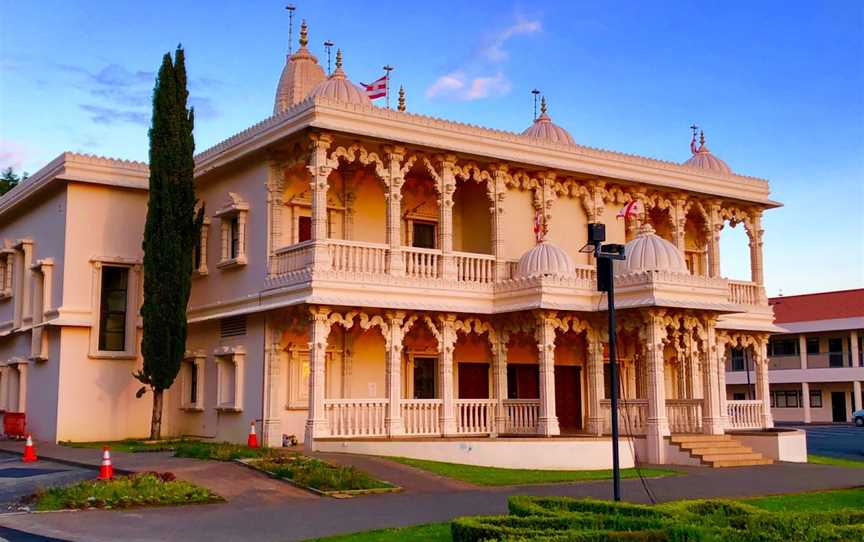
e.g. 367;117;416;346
136;46;202;439
0;167;27;196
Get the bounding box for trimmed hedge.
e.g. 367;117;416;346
452;496;864;542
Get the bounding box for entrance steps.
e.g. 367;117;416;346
668;435;773;468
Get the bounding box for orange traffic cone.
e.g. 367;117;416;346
98;447;113;480
247;421;259;448
22;435;37;463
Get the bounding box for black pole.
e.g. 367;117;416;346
606;263;622;501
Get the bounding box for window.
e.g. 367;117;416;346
98;266;129;352
733;392;746;401
809;390;822;408
0;250;12;298
411;222;436;249
828;338;844;367
770;390;802;408
215;192;248;268
297;216;312;243
180;353;205;410
214;346;245;412
29;259;53;361
412;357;436;399
768;338;798;357
507;365;540;399
806;337;820;355
192;216;210;276
730;348;746;372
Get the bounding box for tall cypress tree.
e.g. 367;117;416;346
137;46;201;439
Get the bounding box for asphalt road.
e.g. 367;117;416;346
786;423;864;460
0;451;92;511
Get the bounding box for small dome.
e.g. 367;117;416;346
307;49;372;106
614;224;689;276
521;97;575;145
274;21;326;115
515;241;575;279
682;130;732;174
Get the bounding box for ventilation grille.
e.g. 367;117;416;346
220;315;247;338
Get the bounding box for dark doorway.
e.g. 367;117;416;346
507;364;539;399
831;392;847;422
828;339;844;367
555;366;582;432
458;363;489;399
413;357;437;399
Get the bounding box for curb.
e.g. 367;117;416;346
0;448;134;476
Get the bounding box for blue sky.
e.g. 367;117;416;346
1;1;861;296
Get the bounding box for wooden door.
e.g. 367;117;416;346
832;391;847;422
555;366;582;432
458;363;490;399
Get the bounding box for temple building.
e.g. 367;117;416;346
0;20;805;468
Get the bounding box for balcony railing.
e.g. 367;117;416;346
599;399;648;435
727;400;763;430
401;399;442;436
455;399;497;434
503;399;540;434
454;252;495;284
329;240;387;274
403;247;439;279
666;399;703;433
324;398;388;437
728;280;763;306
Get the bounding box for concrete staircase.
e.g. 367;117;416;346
669;435;773;468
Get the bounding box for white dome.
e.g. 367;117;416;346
515;241;575;279
682;131;732;174
521;97;575;145
614;225;689;275
273;21;326;115
307;50;372;106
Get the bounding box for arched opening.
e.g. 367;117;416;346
452;180;492;254
402;319;439;400
401;170;440;249
720;222;752;281
548;197;588;265
646;206;675;243
554;329;588;432
347;165;387;244
684;208;709;276
453;331;493;399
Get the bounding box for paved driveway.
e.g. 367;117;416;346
786;424;864;460
0;452;92;510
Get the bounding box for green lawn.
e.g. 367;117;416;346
387;456;680;486
28;472;222;511
808;454;864;468
250;455;394;493
309;487;864;541
61;439;186;453
62;439;279;461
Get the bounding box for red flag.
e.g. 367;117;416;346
363;75;387;100
616;200;643;220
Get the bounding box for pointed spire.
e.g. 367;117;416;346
540;96;548;115
698;130;707;152
397;85;406;111
299;19;308;47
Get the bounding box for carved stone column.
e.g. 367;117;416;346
708;203;723;278
753;336;774;428
535;311;560;436
262;317;284;448
436;155;457;280
491;166;509;281
16;362;27;413
701;319;724;435
266;160;284;257
586;331;605;435
305;306;332;450
747;212;765;286
673;198;687;254
438;315;458;435
715;335;729;428
308;134;333;270
643;311;669;464
384;146;406;276
491;328;509;436
385;311;405;436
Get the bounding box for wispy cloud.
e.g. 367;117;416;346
0;139;30;170
425;16;540;102
79;105;149;126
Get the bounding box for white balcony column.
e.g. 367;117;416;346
308;133;333;270
802;381;811;424
715;340;728;429
384;311;406;436
672;198;687;254
384;146;407;276
435;155;457;280
747;212;765;286
708;202;723;278
754;336;774;428
263;318;284;448
701;320;724;435
305;307;333;450
851;330;861;368
266;159;284;257
490;165;509;281
798;335;808;369
643;311;669;463
853;381;862;412
535;311;560;436
586;331;605;435
437;315;458;436
491;329;509;436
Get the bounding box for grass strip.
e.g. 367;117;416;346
251;454;394;493
387;456;680;486
808;454;864;468
311;523;451;541
27;472;222;511
743;486;864;512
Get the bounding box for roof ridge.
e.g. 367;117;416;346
770;288;864;301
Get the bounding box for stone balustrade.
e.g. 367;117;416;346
726;400;764;430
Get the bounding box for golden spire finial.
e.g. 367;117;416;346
699;130;706;149
397;86;406;111
540;96;547;115
335;48;343;69
299;19;308;47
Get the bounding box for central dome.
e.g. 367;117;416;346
273;20;326;115
682;130;732;174
521;97;575;145
307;49;372;106
515;241;575;279
614;224;689;276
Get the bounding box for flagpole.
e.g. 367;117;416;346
383;65;394;109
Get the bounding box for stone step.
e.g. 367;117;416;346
686;446;755;456
677;440;743;450
669;435;731;444
700;452;764;463
709;458;773;468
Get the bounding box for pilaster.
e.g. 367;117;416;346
535;311;560;436
643;311;669;464
305;306;332;450
385;311;406;436
308;133;333;270
747;211;765;286
262;317;283;448
437;315;458;435
701;318;724;435
491;328;509;436
802;381;811;424
490;166;509;281
384;146;406;276
753;336;774;428
436;155;457;280
586;331;605;435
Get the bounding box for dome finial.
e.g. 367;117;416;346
689;124;699;154
540;96;548;115
335;48;343;69
299;19;308;47
698;130;707;152
397;85;406;111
